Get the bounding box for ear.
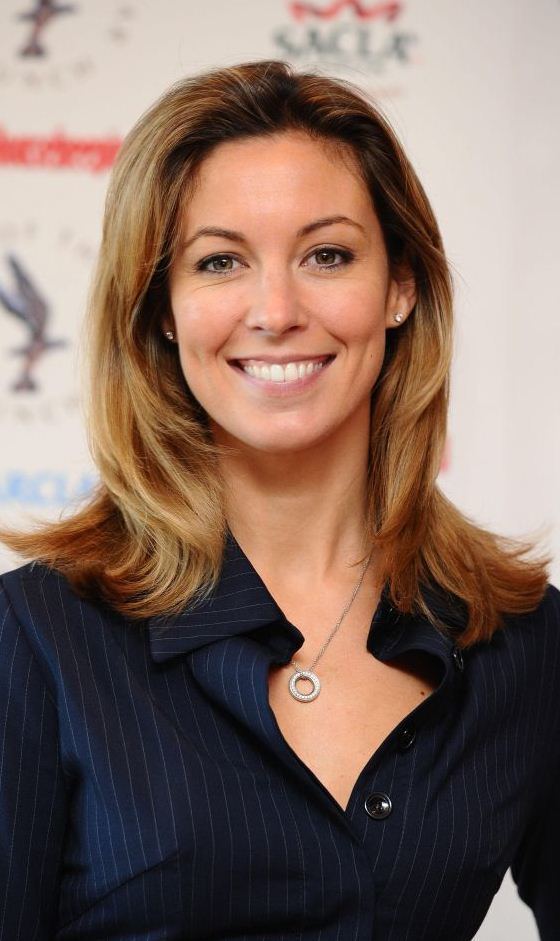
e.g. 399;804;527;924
385;264;417;329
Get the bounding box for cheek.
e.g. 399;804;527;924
172;291;236;360
321;282;387;344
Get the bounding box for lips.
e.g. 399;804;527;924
229;354;335;387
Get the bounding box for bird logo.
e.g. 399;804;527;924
17;0;76;58
0;254;67;392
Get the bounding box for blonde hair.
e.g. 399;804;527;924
1;59;551;646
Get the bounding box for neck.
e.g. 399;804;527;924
214;408;375;588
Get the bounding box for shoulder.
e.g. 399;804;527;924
484;580;560;668
478;581;560;733
458;581;560;711
1;559;95;633
539;579;560;621
503;580;560;642
519;580;560;674
0;560;136;689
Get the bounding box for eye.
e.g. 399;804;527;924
197;254;243;274
195;247;354;275
305;247;354;271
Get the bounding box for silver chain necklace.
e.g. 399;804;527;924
287;553;372;702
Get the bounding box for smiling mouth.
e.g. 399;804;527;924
231;355;335;383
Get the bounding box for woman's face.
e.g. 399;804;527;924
167;131;415;455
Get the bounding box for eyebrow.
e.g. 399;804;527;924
182;215;366;250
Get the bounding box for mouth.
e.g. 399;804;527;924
229;354;335;384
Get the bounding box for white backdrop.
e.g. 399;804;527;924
1;2;559;937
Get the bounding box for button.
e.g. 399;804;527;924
364;792;393;819
452;645;464;671
397;725;416;751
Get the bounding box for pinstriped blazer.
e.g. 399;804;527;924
0;532;559;940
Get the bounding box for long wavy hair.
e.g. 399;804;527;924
1;59;551;646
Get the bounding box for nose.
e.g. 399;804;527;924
244;271;306;335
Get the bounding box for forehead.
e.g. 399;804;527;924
196;130;361;173
183;131;373;224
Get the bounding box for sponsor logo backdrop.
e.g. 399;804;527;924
1;3;559;936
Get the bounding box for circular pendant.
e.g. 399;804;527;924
288;669;321;702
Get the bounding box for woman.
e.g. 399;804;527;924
0;59;558;941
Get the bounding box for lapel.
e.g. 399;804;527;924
368;581;469;664
148;531;469;667
148;531;290;664
145;534;469;821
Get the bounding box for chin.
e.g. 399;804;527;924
215;422;336;456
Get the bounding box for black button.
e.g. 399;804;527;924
397;725;416;751
364;792;392;819
452;646;464;671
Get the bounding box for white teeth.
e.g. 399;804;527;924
240;359;329;382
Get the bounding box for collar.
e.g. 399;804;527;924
148;533;469;666
148;532;285;664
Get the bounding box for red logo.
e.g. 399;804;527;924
0;128;121;174
289;0;402;22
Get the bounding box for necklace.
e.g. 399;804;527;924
287;553;372;702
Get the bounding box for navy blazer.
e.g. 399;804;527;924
1;534;559;940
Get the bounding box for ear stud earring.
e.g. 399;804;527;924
394;312;404;323
165;330;175;341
